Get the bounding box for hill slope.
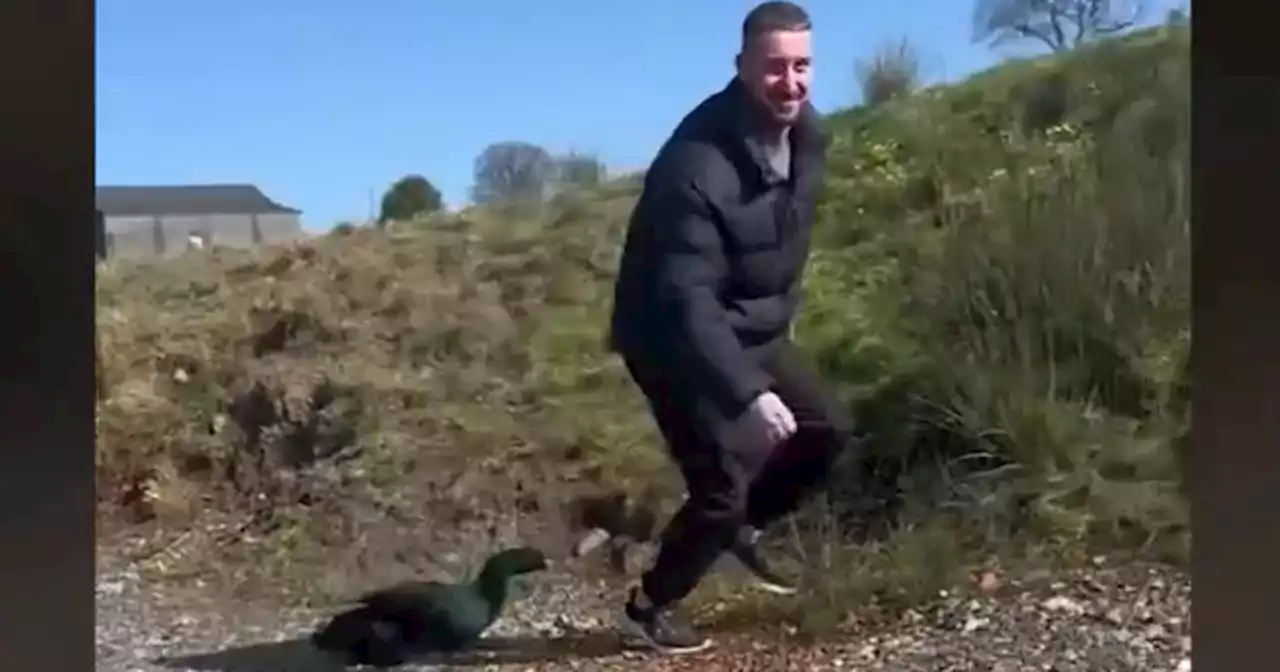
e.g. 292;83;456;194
95;25;1189;607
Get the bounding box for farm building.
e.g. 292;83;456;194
95;184;304;260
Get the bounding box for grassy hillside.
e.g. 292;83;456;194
95;25;1189;615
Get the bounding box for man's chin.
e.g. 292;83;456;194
771;106;802;125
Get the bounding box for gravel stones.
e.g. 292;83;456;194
97;535;1190;672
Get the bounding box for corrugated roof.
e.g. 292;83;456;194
95;184;301;217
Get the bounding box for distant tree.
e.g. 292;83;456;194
471;141;556;205
1164;6;1188;27
973;0;1144;52
854;38;923;107
555;151;606;188
378;174;443;225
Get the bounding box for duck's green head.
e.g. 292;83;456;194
480;546;549;581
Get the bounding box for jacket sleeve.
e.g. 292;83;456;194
649;177;772;422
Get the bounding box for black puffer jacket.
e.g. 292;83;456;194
610;78;827;433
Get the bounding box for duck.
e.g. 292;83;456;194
567;488;664;573
310;546;549;667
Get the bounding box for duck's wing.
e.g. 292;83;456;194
362;582;480;625
311;605;410;666
358;581;452;618
359;581;491;650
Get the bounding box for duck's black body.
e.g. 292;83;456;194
311;547;547;667
310;604;411;668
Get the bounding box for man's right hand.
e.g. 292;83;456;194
727;391;797;454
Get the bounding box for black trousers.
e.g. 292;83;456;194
624;339;856;608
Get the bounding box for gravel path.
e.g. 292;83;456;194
97;531;1191;672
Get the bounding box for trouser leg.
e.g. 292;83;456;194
623;341;856;608
623;357;759;609
745;340;857;530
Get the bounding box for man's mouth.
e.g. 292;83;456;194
769;93;803;107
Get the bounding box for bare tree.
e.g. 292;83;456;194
855;38;923;107
973;0;1144;52
471;141;555;205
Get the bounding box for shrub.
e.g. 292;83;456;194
854;38;923;107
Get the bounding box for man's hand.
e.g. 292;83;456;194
727;391;796;453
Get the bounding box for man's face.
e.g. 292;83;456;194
736;28;813;126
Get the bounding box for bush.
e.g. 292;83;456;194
378;174;443;224
808;25;1189;553
854;38;923;107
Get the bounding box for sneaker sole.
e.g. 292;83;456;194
619;615;714;655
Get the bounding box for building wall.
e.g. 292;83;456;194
103;212;304;260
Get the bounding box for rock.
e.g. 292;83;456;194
1104;606;1125;624
977;570;1002;595
1041;595;1086;616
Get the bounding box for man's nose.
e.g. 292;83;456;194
781;69;801;93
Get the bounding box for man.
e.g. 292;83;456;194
609;1;857;654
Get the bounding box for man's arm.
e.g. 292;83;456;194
649;174;771;422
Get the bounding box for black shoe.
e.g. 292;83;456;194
731;528;799;596
620;588;712;655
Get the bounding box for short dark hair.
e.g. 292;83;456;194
741;2;811;49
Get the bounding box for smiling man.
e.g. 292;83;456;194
610;1;858;655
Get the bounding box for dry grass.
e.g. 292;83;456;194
95;178;691;598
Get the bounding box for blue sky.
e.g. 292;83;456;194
95;0;1178;231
